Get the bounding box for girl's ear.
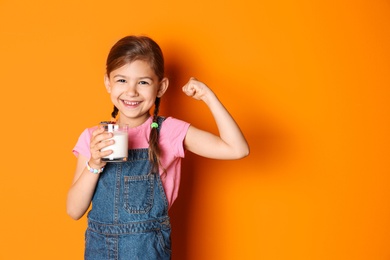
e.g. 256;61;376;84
104;74;111;93
157;77;169;98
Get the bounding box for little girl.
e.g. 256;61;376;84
67;35;249;259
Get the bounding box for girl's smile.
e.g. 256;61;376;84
122;100;142;108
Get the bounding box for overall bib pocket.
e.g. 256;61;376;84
124;174;154;214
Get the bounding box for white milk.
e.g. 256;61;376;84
101;131;128;162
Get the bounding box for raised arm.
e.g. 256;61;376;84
182;77;249;159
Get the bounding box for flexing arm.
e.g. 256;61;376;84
183;77;249;159
66;127;114;220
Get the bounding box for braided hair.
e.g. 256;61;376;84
106;36;165;174
111;106;119;120
149;97;162;174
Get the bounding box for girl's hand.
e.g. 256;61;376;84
182;77;213;101
89;126;114;168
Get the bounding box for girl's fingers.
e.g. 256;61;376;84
182;85;195;96
90;128;114;162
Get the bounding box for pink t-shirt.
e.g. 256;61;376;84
72;116;190;209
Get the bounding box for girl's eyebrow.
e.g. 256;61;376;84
138;76;154;81
113;74;127;79
113;75;154;81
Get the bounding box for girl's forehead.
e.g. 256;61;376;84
111;60;156;76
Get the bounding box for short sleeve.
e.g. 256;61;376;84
72;127;96;159
159;117;190;158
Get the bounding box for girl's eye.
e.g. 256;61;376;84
117;79;126;83
139;81;150;85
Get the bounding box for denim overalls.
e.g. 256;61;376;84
85;119;171;260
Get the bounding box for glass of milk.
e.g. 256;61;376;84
100;123;128;162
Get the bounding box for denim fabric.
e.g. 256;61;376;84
85;146;171;260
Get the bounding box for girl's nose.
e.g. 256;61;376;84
125;84;139;97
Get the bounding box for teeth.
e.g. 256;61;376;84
123;100;139;105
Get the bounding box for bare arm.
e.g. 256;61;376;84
182;77;249;159
66;127;114;220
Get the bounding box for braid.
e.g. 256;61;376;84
153;97;161;121
111;106;119;121
149;98;161;174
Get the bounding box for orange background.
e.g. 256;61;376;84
1;0;390;259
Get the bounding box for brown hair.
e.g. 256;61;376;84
106;35;165;174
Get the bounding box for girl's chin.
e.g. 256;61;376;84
117;112;151;121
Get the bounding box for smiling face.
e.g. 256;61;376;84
104;60;168;127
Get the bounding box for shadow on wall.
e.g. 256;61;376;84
245;114;293;171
